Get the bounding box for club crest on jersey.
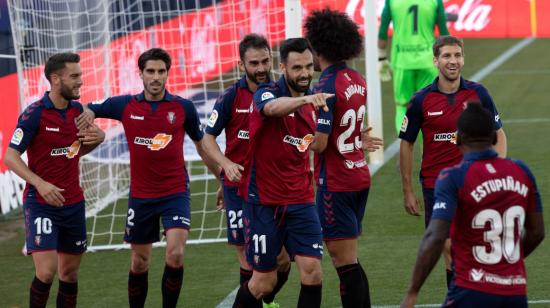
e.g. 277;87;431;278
400;116;408;133
433;132;457;144
50;140;81;159
284;134;314;152
261;91;275;101
134;133;172;151
207;110;218;128
167;112;176;124
34;236;41;246
11;128;24;145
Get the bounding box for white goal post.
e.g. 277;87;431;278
7;0;383;251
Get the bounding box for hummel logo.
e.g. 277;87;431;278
130;114;144;120
428;111;443;116
46;126;60;132
470;269;485;282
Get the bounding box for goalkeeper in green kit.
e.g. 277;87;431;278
378;0;451;135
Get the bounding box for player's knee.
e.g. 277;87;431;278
131;252;151;272
58;267;79;283
299;263;322;285
35;268;56;284
165;248;184;268
248;275;277;298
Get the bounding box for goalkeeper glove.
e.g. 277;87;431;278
378;48;392;82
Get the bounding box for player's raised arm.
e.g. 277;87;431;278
78;123;106;155
76;103;95;130
261;93;332;117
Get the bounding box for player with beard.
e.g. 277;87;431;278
399;35;507;288
401;103;544;308
76;48;219;308
232;38;332;308
4;52;105;308
304;8;383;308
203;34;290;308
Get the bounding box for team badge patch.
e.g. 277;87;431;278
11;128;24;145
34;236;41;246
400;115;408;133
261;91;275;101
207;110;218;128
167;112;176;124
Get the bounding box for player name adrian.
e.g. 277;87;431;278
470;176;528;202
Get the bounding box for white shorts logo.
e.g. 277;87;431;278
261;91;275;102
207;110;218;128
11;128;24;145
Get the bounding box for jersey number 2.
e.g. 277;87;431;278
472;206;525;265
337;105;365;153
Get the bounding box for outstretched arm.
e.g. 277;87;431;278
262;93;332;117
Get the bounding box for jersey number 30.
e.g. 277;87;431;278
472;206;525;265
338;105;365;153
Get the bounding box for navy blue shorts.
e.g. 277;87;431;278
223;185;245;245
443;286;527;308
24;200;87;254
316;189;369;240
243;202;323;272
124;192;191;244
422;187;435;228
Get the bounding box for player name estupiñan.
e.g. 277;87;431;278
470;176;528;202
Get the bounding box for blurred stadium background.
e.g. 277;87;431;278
0;0;549;307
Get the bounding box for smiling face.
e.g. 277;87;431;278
139;59;168;100
239;47;272;86
52;62;83;100
434;44;464;82
281;49;314;96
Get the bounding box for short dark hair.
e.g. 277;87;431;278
433;35;464;57
304;8;363;63
457;102;496;146
279;38;312;64
239;33;271;60
44;52;80;82
138;48;172;71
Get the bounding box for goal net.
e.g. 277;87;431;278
7;0;381;250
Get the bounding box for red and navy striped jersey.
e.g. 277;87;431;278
432;150;542;296
399;77;502;188
88;91;203;199
205;76;254;187
9;92;84;205
240;76;316;205
313;63;371;192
